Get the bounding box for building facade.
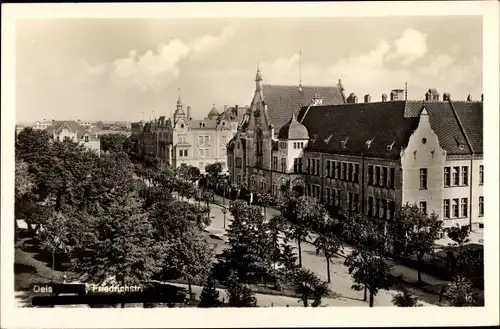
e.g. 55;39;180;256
228;68;484;231
227;66;346;189
45;120;101;156
170;93;245;173
130;116;173;168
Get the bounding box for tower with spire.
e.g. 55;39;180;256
173;88;186;123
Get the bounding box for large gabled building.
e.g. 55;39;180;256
227;66;346;189
45;120;101;156
227;68;484;232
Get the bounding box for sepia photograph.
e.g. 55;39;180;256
2;2;499;328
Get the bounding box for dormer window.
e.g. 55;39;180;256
454;136;466;150
365;138;374;149
324;134;332;144
386;141;395;151
341;137;349;148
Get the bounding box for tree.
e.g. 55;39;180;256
392;289;420;307
218;200;271;283
99;133;129;153
291;268;330;307
279;243;299;277
15;160;35;240
38;212;72;270
15;127;51;163
150;200;209;240
164;228;215;299
64;194;166;306
313;227;342;283
282;196;326;267
267;215;285;271
201;189;214;221
397;203;443;285
447;224;471;252
205;162;223;189
256;192;274;220
455;248;484;288
444;276;476;306
226;271;257;307
198;276;221;308
344;249;393;307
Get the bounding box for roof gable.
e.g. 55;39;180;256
450;101;483;154
46;121;96;141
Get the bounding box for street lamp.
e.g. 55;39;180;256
221;206;228;229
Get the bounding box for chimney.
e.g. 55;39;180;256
467;94;472;102
390;89;404;101
481;94;484;102
382;94;388;102
269;124;275;138
224;105;228;113
187;106;191;120
347;93;358;104
426;88;439;101
443;93;451;101
364;94;371;103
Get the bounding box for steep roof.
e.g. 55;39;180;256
449;101;483;154
190;120;218;130
207;105;219;118
46;121;97;141
297;100;483;159
403;101;473;155
298;101;419;159
262;84;345;132
278;113;309;140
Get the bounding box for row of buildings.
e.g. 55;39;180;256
226;67;484;231
129;93;248;173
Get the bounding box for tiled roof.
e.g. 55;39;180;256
298;101;419;159
403;101;473;155
297;99;483;159
449;101;483;154
190;120;218;130
262;84;345;132
46;121;98;141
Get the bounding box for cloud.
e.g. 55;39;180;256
236;28;480;103
85;24;238;91
389;28;428;66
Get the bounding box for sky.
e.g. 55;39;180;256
16;16;482;124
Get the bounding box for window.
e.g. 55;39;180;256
381;167;389;187
293;158;300;173
237;174;241;183
204;136;210;144
335;161;340;179
443;199;450;219
388;201;395;220
444;167;451;187
452;198;459;218
419;201;427;214
84;135;89;142
461;198;468;217
315;159;320;176
354;163;359;183
368;165;374;185
389;168;395;188
281;158;287;172
198;136;204;145
461;166;469;186
307;158;311;174
179;135;187;143
179;149;187;157
199;162;204;170
348;163;353;181
336;190;342;207
420;168;428;189
479;165;484;184
375;166;381;186
341;162;347;180
222;136;227;144
479;196;484;216
293;142;297;149
378;199;384;218
273;156;278;171
326;161;331;177
452;166;460;186
368;197;374;216
353;193;360;213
